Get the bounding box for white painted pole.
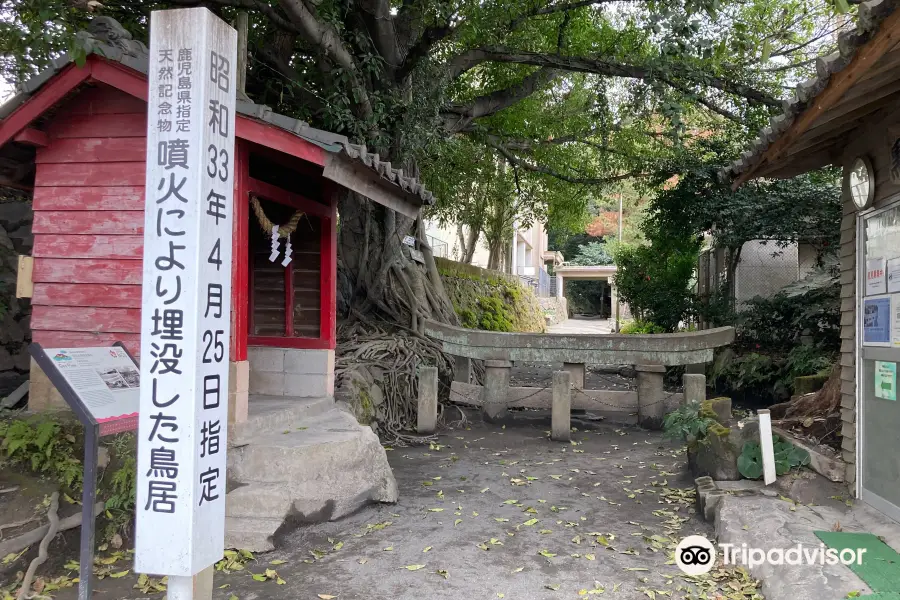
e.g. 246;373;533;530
758;409;777;485
615;192;622;331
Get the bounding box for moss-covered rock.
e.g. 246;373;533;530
794;373;829;396
700;397;733;425
436;257;546;333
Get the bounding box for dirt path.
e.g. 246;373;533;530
36;417;760;600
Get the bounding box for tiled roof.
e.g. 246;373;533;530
722;0;899;181
0;16;433;206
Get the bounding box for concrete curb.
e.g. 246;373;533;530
694;477;871;600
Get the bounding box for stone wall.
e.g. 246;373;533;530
436;257;546;333
0;199;33;398
538;296;567;326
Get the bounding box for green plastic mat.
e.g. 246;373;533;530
815;531;900;593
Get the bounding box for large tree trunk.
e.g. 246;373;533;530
334;193;460;440
337;193;457;327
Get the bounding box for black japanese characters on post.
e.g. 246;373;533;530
197;49;231;506
144;45;192;515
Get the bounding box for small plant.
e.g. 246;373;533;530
662;402;717;444
737;435;811;479
0;415;83;490
620;319;666;335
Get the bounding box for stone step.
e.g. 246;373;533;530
224;515;285;553
224;406;398;553
227;409;371;483
228;395;334;446
226;475;387;522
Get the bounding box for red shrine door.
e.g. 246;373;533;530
245;176;336;350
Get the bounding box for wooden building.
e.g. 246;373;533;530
725;0;900;521
0;17;432;424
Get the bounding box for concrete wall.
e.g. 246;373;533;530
734;241;800;305
423;220;490;268
247;347;335;398
538;297;567;326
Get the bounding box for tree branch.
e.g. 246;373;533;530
396;17;456;81
172;0;301;33
509;0;640;29
442;67;560;132
451;47;780;107
356;0;403;72
277;0;374;119
486;138;648;184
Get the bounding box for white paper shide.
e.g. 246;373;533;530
135;8;236;577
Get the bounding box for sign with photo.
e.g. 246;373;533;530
41;346;140;425
864;295;892;347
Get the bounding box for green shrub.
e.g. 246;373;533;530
711;345;835;401
738;435;810;479
663;402;717;445
612;236;700;332
620;319;666;334
738;285;839;352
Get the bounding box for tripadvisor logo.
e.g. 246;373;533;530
675;536;716;575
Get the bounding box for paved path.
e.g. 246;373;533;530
49;417;759;600
548;317;613;335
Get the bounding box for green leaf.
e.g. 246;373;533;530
761;39;772;63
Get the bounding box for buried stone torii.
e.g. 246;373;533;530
421;320;735;429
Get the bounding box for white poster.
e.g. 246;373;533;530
867;258;887;296
43;346;139;422
135;8;236;577
887;257;900;294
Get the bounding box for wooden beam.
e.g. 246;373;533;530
804;77;900;135
88;57;148;101
0;63;91;148
733;9;900;188
13;127;49;147
235;117;326;167
322;153;421;219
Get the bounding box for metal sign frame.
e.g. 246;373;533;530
28;341;139;600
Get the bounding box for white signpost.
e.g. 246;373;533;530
136;8;236;597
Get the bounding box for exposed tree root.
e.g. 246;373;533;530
16;492;59;600
336;320;453;444
769;365;842;451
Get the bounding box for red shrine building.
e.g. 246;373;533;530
0;17;431;421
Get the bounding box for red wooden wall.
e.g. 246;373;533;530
26;82;338;359
31;85;146;355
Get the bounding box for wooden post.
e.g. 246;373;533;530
236;12;249;95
